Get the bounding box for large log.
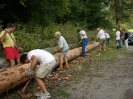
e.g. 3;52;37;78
0;42;99;94
0;43;78;69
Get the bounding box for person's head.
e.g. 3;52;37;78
77;29;81;33
6;23;16;33
20;54;30;64
55;31;61;39
97;27;101;32
119;28;122;31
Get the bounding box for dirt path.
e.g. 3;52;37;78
51;46;133;99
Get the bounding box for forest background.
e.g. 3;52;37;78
0;0;133;51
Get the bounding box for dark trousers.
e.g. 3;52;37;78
106;38;110;45
82;38;88;57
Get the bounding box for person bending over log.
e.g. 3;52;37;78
54;31;69;69
0;23;22;67
97;28;106;51
77;29;88;57
20;49;56;99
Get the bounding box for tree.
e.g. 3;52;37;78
105;0;133;29
0;0;70;27
59;0;111;29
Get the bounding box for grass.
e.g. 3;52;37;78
58;91;70;98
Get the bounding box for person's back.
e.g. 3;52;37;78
27;49;55;63
105;33;110;38
98;29;105;39
124;31;129;50
116;31;120;40
79;30;88;39
124;32;129;40
58;36;69;51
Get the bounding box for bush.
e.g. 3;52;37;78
0;22;116;54
14;22;96;52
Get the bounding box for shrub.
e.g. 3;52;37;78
14;22;96;52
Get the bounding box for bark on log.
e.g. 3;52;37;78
0;43;78;69
0;42;99;94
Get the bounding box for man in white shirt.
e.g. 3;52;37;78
20;49;56;99
97;28;106;51
105;33;110;45
77;29;88;57
54;31;69;69
116;30;121;49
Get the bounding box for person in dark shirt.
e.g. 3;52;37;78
124;30;129;50
119;28;124;48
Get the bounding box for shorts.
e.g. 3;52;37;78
4;47;20;60
61;50;68;55
99;38;105;45
35;60;56;78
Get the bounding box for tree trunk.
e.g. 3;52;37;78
0;42;99;94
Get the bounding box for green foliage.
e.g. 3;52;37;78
0;0;114;29
60;0;112;29
105;0;133;28
13;22;98;52
14;22;93;52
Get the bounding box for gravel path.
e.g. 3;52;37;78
65;46;133;99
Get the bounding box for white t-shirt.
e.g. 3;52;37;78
79;30;88;39
58;36;69;51
27;49;55;64
116;31;120;40
105;33;110;38
97;29;105;39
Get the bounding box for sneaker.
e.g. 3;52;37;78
65;63;69;68
46;93;51;98
37;93;46;99
34;91;42;96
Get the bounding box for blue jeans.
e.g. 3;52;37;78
82;38;88;57
116;40;120;47
106;38;110;45
119;38;123;48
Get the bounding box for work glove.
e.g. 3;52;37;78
26;68;35;76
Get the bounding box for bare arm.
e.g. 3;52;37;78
55;47;63;52
81;34;85;36
0;30;8;42
30;55;38;70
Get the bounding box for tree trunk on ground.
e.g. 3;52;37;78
0;42;99;94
